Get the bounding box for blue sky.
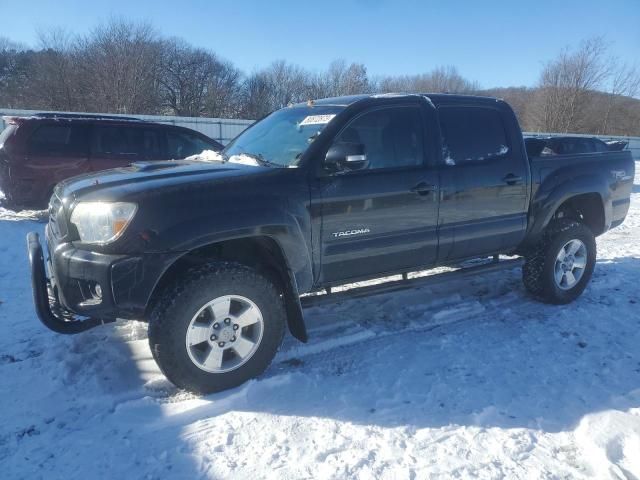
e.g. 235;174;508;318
1;0;638;88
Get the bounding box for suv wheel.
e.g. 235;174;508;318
148;262;286;394
522;220;596;304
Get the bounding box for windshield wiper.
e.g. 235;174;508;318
237;152;281;168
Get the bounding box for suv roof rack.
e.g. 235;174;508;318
33;112;145;122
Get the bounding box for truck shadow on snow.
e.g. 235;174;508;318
143;256;640;434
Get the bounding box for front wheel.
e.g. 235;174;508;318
522;220;596;304
148;262;286;394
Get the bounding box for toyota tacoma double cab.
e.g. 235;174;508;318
26;94;635;394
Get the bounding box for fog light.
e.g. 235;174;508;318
94;283;103;299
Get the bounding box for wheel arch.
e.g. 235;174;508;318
528;174;611;243
146;234;309;343
552;193;606;236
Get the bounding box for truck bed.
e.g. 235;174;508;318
529;150;635;233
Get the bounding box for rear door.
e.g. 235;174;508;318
25;122;90;195
436;104;530;262
314;101;440;284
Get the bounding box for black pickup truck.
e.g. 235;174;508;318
26;94;635;393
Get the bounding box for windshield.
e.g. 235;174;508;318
223;105;343;167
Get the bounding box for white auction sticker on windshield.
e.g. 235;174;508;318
299;114;336;126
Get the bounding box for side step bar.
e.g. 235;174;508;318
301;257;524;309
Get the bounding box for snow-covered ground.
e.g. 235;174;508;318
1;166;639;479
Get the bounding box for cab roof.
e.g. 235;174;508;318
294;92;504;108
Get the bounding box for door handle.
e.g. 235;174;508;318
502;174;523;185
410;182;436;196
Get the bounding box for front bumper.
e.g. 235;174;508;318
27;232;112;334
27;229;182;333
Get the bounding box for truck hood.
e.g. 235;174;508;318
56;160;270;202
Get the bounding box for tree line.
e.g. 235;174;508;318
1;19;639;136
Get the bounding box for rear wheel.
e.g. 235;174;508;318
522;220;596;304
148;262;286;394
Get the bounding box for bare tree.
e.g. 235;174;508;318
203;59;243;118
159;39;214;116
265;60;311;109
0;37;25;52
77;19;163;114
28;28;82;111
0;37;30;108
599;60;640;134
377;65;478;94
532;37;610;133
239;70;272;119
320;59;371;97
481;86;537;131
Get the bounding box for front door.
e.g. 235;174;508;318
314;104;440;284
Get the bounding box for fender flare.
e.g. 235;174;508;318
145;226;312;343
529;174;611;240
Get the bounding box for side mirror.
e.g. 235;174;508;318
325;142;368;173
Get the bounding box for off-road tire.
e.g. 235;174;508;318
148;261;286;394
522;220;596;304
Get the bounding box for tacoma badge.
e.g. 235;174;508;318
332;228;371;238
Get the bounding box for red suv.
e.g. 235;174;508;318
0;113;223;208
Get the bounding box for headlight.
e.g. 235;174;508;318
70;202;137;244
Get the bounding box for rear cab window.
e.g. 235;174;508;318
438;106;509;165
29;124;89;157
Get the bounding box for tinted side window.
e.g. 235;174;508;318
92;126;141;157
439;107;508;164
592;139;608;153
141;129;164;159
335;107;424;170
29;124;88;156
166;131;214;159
